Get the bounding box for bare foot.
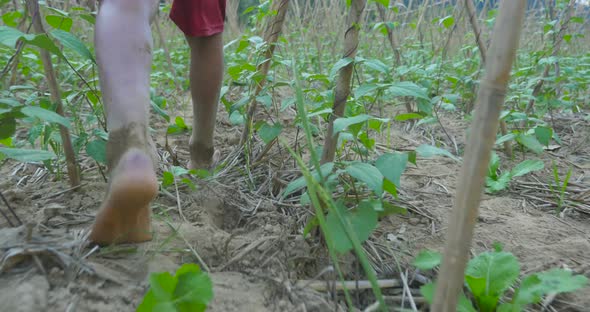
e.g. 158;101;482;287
89;148;158;245
188;138;219;170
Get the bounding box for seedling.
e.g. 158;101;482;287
137;263;213;312
415;246;588;311
548;161;572;212
486;152;544;193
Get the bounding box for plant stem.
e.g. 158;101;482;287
26;0;80;187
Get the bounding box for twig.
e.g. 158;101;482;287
0;191;22;226
178;233;210;273
43;183;87;200
26;0;80;187
295;279;400;292
173;176;188;223
217;236;278;271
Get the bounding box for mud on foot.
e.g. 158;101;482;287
188;139;219;170
89;148;158;245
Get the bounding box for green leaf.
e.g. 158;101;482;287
167;116;189;134
333;114;371;135
420;282;435;304
283;162;334;197
416;144;460;162
150;99;169;122
25;34;63;56
0;28;59;56
510;160;544;178
363;59;389;73
440;15;455;28
138;263;213;311
382;177;397;197
487;152;500;180
420;282;477;312
45;15;73;32
174;266;213;311
50;29;96;63
376;152;408;187
495;133;516;146
137;272;177;312
302;215;319;238
256;94;272;108
345;162;383;196
0;147;56;162
379;201;406;217
354;83;380;99
516;134;543;154
374;0;390;8
536;269;588;294
497;303;522;312
136;290;158;312
258;122;282;144
512;274;544;305
162;171;174;188
86;139;106;164
21;106;71;129
465;251;520;311
486;172;513;193
326;201;378;254
0;26;26;47
534;126;552;146
329;57;354;77
170;165;189;177
413;250;442;270
150;272;176;301
0;116;16;140
394;113;424;121
229;110;244;125
2;11;22;27
387;81;430;100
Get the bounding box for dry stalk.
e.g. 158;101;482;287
321;0;367;164
295;278;399;292
375;2;401;67
432;1;527;311
463;0;512;157
240;0;290;146
26;0;80;187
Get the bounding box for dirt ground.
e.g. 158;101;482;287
1;98;589;311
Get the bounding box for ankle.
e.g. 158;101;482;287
106;122;157;173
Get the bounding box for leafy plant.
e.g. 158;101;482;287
486;152;544;193
548;161;572;212
415;246;588;312
137;263;213;312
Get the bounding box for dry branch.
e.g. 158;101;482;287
295;279;400;292
463;0;512;157
375;3;401;67
240;0;290;146
432;1;527;311
321;0;367;164
26;0;80;187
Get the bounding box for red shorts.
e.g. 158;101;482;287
170;0;226;37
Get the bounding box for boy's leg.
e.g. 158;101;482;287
169;0;226;169
89;0;160;245
187;34;224;169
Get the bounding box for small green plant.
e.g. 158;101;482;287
161;165;211;191
486;152;544;193
548;161;572;212
137;263;213;312
414;246;588;312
